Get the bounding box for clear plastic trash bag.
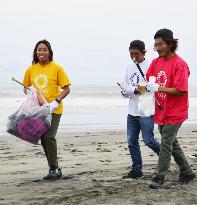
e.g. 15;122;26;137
7;88;51;144
138;92;155;117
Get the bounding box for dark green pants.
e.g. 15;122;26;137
156;124;193;179
41;114;61;169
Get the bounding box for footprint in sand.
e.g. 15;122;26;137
2;152;11;154
115;141;126;145
0;147;10;151
99;159;112;163
35;152;45;156
97;148;112;152
71;149;82;153
11;170;28;175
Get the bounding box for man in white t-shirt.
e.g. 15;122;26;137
121;40;160;179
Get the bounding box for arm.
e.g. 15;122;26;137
158;62;189;96
146;84;186;96
23;67;31;95
47;85;70;113
56;66;71;101
146;60;189;96
56;85;70;101
158;86;185;96
146;60;156;81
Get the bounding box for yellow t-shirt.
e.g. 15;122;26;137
23;61;71;114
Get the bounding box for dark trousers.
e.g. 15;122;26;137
156;124;193;179
41;114;61;169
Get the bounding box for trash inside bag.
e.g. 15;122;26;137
138;92;155;117
7;88;51;144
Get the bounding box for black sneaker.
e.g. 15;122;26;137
43;168;62;180
122;170;143;179
149;176;164;189
57;168;62;178
175;172;196;183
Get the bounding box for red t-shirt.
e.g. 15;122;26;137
146;54;190;125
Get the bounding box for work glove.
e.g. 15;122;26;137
121;85;136;98
46;100;59;113
146;81;159;92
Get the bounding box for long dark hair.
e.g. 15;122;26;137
32;39;53;65
163;38;178;53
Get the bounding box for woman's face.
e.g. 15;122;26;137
36;43;50;64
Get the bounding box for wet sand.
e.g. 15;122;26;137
0;124;197;205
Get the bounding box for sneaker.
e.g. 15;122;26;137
57;168;62;178
43;168;62;180
149;176;164;189
175;172;196;183
122;170;143;179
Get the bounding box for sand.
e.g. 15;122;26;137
0;124;197;205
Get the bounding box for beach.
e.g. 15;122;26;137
1;0;197;203
0;85;197;204
0;125;197;205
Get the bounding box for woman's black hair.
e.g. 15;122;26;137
32;39;53;64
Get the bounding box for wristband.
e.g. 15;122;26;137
55;98;61;104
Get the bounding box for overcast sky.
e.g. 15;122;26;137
0;0;196;86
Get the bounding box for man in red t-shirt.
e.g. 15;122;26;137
145;28;195;189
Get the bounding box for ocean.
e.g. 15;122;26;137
0;84;127;134
0;84;197;136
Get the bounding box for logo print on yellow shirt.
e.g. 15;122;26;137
34;74;48;89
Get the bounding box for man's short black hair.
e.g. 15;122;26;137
129;40;145;53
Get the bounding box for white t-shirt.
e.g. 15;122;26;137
124;59;150;116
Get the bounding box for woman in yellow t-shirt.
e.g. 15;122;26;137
23;39;71;180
